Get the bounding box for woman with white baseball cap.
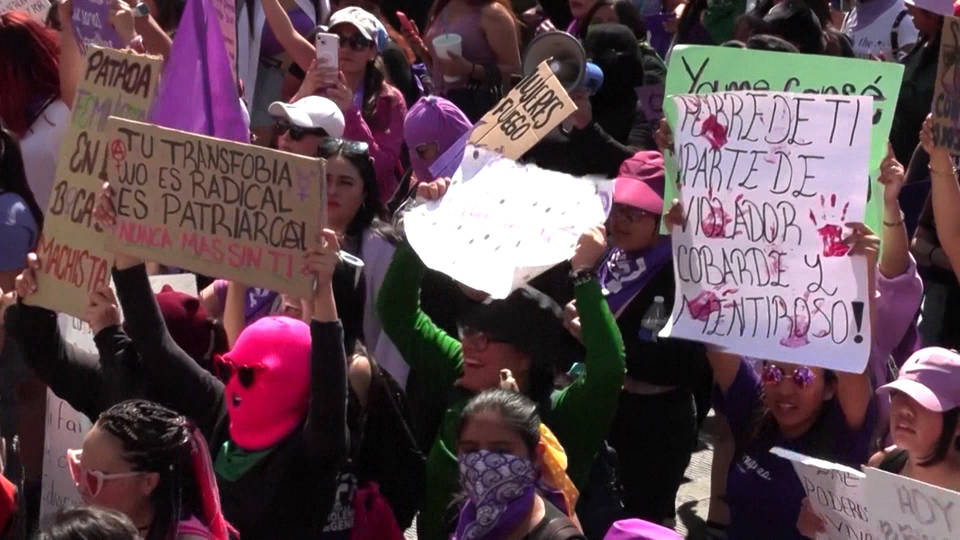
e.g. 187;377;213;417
268;95;346;155
261;0;408;204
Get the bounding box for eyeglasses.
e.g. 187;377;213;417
610;203;654;223
320;137;370;157
761;363;816;389
276;121;328;141
336;32;373;51
213;355;265;388
66;449;146;498
457;325;509;351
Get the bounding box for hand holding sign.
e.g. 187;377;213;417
83;286;121;334
921;114;956;176
14;253;41;298
93;182;142;271
570;226;607;272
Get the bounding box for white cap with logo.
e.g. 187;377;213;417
268;96;345;138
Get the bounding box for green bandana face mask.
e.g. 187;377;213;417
214;440;273;482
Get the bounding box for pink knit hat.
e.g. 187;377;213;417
604;519;683;540
221;316;312;450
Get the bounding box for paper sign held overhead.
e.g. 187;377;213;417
405;146;612;298
468;61;577;160
0;0;51;21
661;46;904;235
771;448;870;540
931;16;960;155
102;117;324;299
865;466;960;540
26;47;162;318
659;91;873;372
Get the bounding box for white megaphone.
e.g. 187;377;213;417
522;31;603;95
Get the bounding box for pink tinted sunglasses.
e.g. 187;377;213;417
761;363;816;389
66;449;146;498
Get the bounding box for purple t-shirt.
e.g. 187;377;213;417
721;361;876;539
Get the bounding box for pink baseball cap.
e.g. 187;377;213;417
604;519;683;540
613;151;665;215
904;0;955;16
877;347;960;412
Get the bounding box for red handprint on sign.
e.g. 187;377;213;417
808;194;850;257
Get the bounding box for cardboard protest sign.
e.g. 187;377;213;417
405;146;612;298
71;0;125;48
931;16;960;155
865;466;960;540
102;118;324;298
26;47;161;318
40;275;197;522
209;0;238;78
771;448;870;540
468;61;577;159
662;45;904;235
0;0;51;21
659;91;873;371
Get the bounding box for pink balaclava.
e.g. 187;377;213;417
403;96;472;183
222;316;311;450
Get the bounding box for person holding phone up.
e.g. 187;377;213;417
261;0;407;204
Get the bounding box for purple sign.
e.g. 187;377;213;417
634;84;664;121
71;0;125;49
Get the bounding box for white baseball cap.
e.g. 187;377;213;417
328;6;387;52
903;0;955;16
268;96;345;138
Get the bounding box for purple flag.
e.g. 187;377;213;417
147;0;248;142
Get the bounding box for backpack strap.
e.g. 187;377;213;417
539;515;584;540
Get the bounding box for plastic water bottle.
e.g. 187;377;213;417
638;296;667;342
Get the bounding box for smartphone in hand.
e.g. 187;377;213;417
316;32;339;68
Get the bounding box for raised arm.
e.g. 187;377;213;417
921;114;960;278
302;230;349;462
547;227;626;487
94;183;225;436
222;281;247;347
877;145;911;279
376;242;463;392
58;0;82;108
259;0;316;72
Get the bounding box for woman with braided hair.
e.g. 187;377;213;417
66;400;234;540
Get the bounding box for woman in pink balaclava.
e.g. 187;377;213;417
87;184;354;538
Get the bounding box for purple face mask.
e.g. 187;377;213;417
454;450;537;540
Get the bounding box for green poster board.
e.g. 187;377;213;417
661;45;905;235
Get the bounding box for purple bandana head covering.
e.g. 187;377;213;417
454;450;537;540
403;96;472;183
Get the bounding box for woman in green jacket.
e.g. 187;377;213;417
377;178;626;539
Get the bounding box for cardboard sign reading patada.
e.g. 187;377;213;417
26;46;161;318
102;117;325;299
468;60;577;159
931;16;960;155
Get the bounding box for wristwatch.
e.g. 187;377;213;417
133;2;150;17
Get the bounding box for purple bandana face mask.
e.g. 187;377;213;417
454;450;537;540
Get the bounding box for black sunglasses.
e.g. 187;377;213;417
336;32;373;51
276;121;328;141
213;355;260;388
320;136;370;156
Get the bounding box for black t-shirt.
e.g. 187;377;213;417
524;500;585;540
